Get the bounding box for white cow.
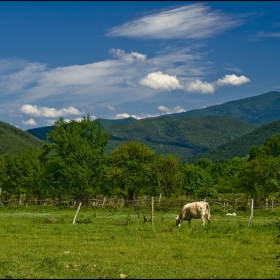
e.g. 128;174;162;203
175;201;211;227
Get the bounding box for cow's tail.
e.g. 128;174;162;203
206;202;216;222
206;202;211;222
207;203;216;221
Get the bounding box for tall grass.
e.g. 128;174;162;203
0;205;279;279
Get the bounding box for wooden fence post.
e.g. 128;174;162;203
271;197;274;212
73;202;82;225
151;196;154;226
248;199;254;226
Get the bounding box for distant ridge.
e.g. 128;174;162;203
26;117;137;140
0;121;42;154
164;91;280;125
192;119;280;162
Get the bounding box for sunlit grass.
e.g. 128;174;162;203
0;205;279;278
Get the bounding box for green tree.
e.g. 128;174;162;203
153;154;183;197
44;115;110;202
207;157;246;194
108;141;155;200
182;163;213;198
237;157;280;202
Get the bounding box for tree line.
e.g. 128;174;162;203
0;115;279;205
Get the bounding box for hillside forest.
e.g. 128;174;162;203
0;115;279;206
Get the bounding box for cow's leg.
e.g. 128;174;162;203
188;219;191;225
201;216;205;226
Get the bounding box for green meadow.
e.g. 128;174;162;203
0;205;279;279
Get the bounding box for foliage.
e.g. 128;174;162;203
108;141;156;200
152;154;183;198
43;116;110;202
1;113;280;204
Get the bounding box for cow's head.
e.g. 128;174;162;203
175;214;181;227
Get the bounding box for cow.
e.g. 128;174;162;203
175;201;211;227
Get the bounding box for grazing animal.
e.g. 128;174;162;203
175;201;211;227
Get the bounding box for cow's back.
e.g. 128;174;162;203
183;201;208;219
183;202;200;219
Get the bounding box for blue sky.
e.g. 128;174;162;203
1;1;280;130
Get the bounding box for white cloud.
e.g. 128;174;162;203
185;74;250;93
158;105;185;114
0;47;210;112
22;118;37;125
115;113;130;119
186;80;215;94
20;104;83;117
109;48;147;63
215;74;250;86
0;47;251;129
114;113;160;120
139;71;183;90
106;3;245;39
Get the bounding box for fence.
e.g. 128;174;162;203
0;196;279;211
1;196;279;228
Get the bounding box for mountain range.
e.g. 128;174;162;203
1;91;280;162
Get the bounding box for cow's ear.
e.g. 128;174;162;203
175;215;179;219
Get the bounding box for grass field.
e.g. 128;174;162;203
0;204;279;279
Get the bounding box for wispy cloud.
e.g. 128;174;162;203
158;105;185;114
255;31;280;38
114;112;160;120
109;49;147;63
106;3;246;39
0;45;250;126
224;67;243;73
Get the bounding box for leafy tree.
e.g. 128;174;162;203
249;133;280;161
43;115;110;202
182;163;213;198
195;157;213;169
207;157;247;194
108;141;155;200
15;148;45;201
153;154;183;197
0;149;44;201
237;156;280;202
0;153;22;199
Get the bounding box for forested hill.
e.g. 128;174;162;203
25;115;256;161
163;91;280;125
192;119;280;162
26;117;137;140
0;121;42;154
104;115;257;160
